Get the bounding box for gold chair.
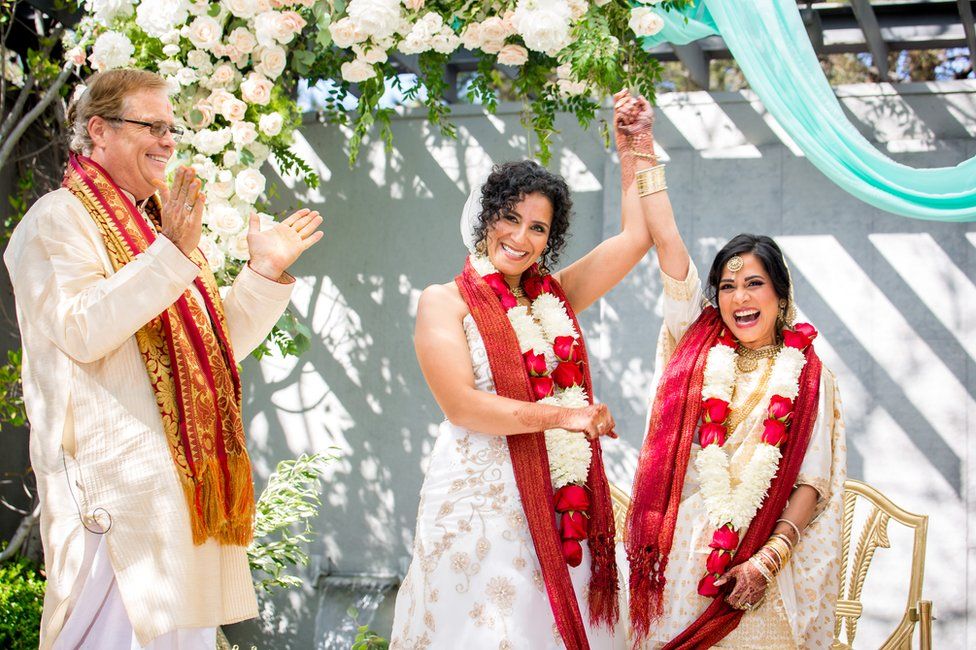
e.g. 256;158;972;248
609;482;631;544
832;479;933;650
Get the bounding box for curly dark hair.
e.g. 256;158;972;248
472;160;572;270
706;234;791;313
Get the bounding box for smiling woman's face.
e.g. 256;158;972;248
717;252;781;349
485;192;553;282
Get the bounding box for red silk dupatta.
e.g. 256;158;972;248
456;259;618;650
63;154;254;546
626;306;822;648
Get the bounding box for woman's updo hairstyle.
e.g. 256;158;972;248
473;160;572;270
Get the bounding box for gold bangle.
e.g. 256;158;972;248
636;164;666;197
776;518;802;543
749;555;773;583
630;151;657;161
771;532;795;552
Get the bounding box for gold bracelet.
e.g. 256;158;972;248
771;532;795;552
749;555;773;583
776;518;802;543
630;151;657;161
636;164;667;197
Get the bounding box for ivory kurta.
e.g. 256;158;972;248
4;187;294;647
638;264;847;649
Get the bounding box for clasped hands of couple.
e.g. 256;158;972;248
151;166;324;281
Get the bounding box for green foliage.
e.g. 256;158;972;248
349;608;390;650
0;350;26;432
251;310;312;360
0;550;45;650
248;452;334;593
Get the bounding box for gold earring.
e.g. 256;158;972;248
776;299;787;330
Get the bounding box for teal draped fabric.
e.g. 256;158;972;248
640;0;976;222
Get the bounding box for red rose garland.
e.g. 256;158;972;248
695;323;818;597
478;259;593;566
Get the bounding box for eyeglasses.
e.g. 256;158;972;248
107;117;185;141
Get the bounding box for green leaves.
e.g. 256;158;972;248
0;550;44;650
248;452;336;594
0;350;26;432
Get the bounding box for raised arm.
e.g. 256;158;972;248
621;94;691;282
551;91;656;314
414;284;616;439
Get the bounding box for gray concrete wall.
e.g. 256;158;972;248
186;80;976;648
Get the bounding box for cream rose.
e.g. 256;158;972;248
402;0;424;9
628;7;665;37
89;31;134;71
329;17;368;48
231;120;258;146
234;168;267;203
258;112;284;136
277;11;307;43
497;43;528;66
186;49;213;72
192;128;233;155
340;58;375;83
209;170;235;199
226;0;260;18
347;0;403;41
240;73;273;105
186;15;222;50
255;45;287;78
227;27;258;54
225;231;251;260
199;234;226;272
207;202;246;236
208;62;240;89
221;95;248;122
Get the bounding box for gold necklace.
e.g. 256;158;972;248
734;343;781;373
725;359;774;435
510;284;526;300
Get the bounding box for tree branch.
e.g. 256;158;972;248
0;503;39;562
0;60;72;172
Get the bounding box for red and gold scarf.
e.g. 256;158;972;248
626;306;822;648
63;154;254;546
456;259;618;650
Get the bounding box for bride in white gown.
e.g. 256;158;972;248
391;93;671;649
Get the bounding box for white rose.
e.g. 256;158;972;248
567;0;587;21
227;27;258;55
258;112;284;136
210;170;235;198
88;31;134;71
277;11;307;42
628;7;664;37
478;16;513;53
496;43;528;66
226;0;260;18
247;142;270;164
135;0;190;38
254;10;284;46
240;73;273;105
207;202;245;236
89;0;134;25
225;230;251;260
199;234;226;271
340;58;375;83
255;45;287;78
193;127;233;155
206;62;241;90
159;29;182;45
231;120;258;146
398;33;430;55
157;58;181;76
223;150;240;167
186;49;213;72
402;0;424;10
329;17;368;48
187;0;209;16
511;0;572;55
430;29;460;54
460;23;482;50
162;43;181;57
207;88;233;114
221;95;247;122
352;43;388;65
174;66;197;86
347;0;403;41
191;156;218;182
234;168;266;203
186;15;222;49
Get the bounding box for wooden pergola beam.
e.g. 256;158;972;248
850;0;890;79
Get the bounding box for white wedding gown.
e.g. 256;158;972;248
391;315;625;649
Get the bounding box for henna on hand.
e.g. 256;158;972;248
719;562;769;610
613;91;656;189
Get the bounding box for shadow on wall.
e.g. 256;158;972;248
224;82;975;647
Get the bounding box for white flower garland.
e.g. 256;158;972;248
694;344;807;530
471;254;592;488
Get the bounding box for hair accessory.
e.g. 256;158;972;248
727;255;744;275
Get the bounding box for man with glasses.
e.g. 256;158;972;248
4;68;324;649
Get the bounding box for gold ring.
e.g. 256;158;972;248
183;202;193;211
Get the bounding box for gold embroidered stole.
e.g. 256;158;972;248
63;155;254;545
